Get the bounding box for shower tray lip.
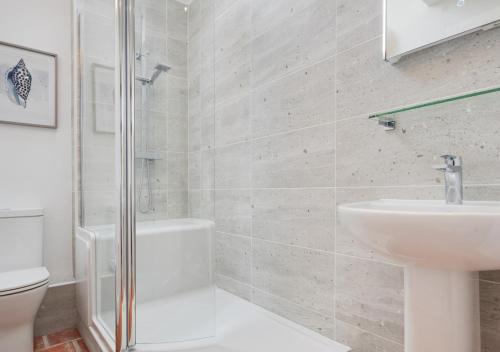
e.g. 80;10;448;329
131;288;351;352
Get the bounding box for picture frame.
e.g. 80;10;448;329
91;63;115;134
0;41;57;128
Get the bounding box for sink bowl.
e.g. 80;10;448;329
338;199;500;352
338;199;500;271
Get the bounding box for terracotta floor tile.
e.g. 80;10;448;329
42;342;76;352
34;335;45;350
47;328;81;346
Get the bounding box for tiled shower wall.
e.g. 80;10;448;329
79;0;189;226
187;0;500;351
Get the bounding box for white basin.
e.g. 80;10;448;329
338;199;500;352
338;199;500;270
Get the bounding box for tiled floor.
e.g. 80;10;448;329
34;328;89;352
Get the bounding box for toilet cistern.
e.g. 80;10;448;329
432;154;463;204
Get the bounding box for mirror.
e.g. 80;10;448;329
384;0;500;62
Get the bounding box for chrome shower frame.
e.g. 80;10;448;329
115;0;136;350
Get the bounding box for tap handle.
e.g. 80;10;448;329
433;155;462;171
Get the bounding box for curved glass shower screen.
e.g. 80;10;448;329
116;0;216;349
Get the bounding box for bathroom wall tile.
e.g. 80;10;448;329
336;28;500;120
167;113;188;152
214;0;251;62
201;112;215;151
188;0;201;38
336;99;500;187
251;58;335;138
335;186;441;262
189;152;202;189
83;191;116;226
216;274;252;301
215;190;252;236
480;280;500;335
252;124;335;188
336;0;383;53
35;284;80;336
335;254;404;344
252;239;335;316
251;0;336;87
166;37;188;78
189;189;214;219
214;141;251;189
215;95;251;147
189;112;201;152
335;320;404;352
140;0;167;34
216;232;252;283
167;0;188;41
82;146;115;192
167;190;189;218
81;11;114;65
167;152;188;190
250;0;319;38
252;188;335;251
214;43;251;105
214;0;237;18
188;30;202;75
252;289;335;338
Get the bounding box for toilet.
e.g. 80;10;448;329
0;209;50;352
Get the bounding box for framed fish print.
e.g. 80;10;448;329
0;41;57;128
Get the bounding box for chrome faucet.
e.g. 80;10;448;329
433;155;463;205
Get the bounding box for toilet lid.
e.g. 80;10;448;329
0;267;49;295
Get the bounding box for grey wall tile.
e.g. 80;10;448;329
35;283;80;336
215;190;252;236
216;232;252;283
214;43;251;105
214;0;251;61
168;0;188;41
216;274;252;300
252;124;335;188
335;254;404;344
252;239;335;316
251;0;336;86
336;99;500;187
252;188;335;251
336;0;383;53
215;95;251;147
251;58;335;138
252;289;335;338
215;142;251;189
336;28;500;120
335;320;404;352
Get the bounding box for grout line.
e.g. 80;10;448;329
338;320;405;347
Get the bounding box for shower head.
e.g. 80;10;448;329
149;63;170;84
136;63;171;85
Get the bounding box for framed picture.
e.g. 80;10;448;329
0;41;57;128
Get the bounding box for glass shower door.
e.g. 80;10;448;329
133;0;216;345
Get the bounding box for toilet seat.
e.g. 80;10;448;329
0;267;49;297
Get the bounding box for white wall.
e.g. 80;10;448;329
0;0;73;284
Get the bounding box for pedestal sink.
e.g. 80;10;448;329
338;199;500;352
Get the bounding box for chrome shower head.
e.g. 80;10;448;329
136;63;171;85
149;63;170;84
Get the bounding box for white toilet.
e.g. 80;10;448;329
0;209;50;352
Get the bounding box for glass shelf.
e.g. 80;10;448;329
369;86;500;120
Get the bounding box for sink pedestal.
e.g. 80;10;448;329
405;265;480;352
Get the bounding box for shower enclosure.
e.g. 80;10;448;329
75;0;349;351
